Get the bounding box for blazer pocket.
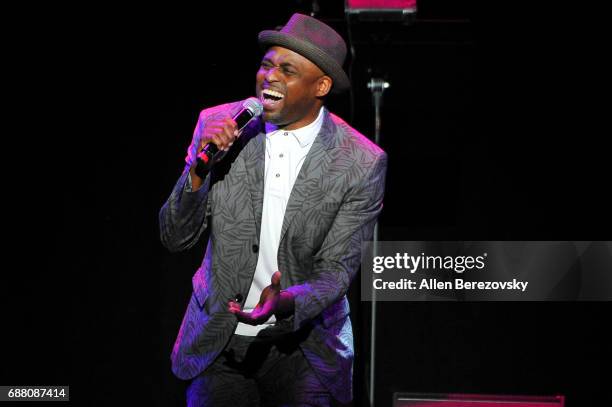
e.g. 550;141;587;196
192;266;209;310
303;200;340;233
319;200;341;217
320;296;350;328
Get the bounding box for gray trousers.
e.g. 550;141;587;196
186;332;334;407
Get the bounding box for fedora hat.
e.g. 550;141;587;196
258;13;350;93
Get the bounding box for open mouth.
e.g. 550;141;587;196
260;89;285;107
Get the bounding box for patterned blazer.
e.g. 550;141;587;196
159;101;387;403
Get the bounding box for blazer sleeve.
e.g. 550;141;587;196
285;151;388;331
159;110;212;252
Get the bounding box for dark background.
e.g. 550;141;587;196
4;1;611;406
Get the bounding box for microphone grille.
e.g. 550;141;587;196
243;97;264;117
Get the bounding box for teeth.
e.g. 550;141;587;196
262;89;284;99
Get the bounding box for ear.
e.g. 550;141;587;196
315;76;333;98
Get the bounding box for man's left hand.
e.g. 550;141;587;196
228;271;294;325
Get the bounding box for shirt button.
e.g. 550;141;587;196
275;173;280;178
279;153;284;158
252;244;259;253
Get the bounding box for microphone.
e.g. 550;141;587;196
195;97;263;175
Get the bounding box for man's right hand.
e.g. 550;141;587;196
189;116;240;189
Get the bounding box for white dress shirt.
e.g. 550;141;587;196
235;106;325;336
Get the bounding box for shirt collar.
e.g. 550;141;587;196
264;106;325;148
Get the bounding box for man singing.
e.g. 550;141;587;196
160;13;387;406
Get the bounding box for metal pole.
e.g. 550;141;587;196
366;77;389;407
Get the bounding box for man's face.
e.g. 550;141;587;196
255;46;331;130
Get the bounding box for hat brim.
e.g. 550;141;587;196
258;30;351;94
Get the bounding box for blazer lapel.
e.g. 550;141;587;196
279;109;337;243
244;122;266;240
